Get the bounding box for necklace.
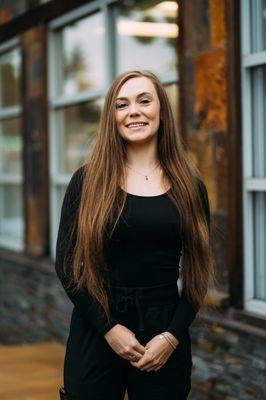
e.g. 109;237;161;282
125;162;160;181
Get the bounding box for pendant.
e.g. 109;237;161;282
145;176;148;180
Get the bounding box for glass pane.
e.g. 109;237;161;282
0;117;22;174
56;12;106;97
55;99;102;174
0;184;24;241
250;0;266;53
164;83;179;127
0;47;21;107
117;0;178;78
253;192;266;301
251;66;266;177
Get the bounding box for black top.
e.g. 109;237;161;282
55;165;210;342
104;188;182;287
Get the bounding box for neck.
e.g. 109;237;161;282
125;140;159;170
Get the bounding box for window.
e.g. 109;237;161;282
49;1;179;257
48;8;105;256
241;0;266;315
0;39;24;251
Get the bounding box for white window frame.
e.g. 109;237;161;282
0;37;24;251
48;0;179;258
48;1;117;257
240;0;266;316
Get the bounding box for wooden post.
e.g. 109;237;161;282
22;24;49;256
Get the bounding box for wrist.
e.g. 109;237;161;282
159;332;179;350
164;332;179;347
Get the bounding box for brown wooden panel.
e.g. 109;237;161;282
22;24;49;256
225;0;243;308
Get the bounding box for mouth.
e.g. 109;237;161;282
125;122;148;128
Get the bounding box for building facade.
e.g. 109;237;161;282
0;1;265;398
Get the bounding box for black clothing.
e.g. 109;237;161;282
64;282;192;400
104;188;182;288
55;165;210;400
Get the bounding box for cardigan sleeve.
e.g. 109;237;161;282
166;178;211;343
54;165;119;336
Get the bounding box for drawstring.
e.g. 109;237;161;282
115;290;145;331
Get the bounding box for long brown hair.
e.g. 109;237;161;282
65;70;215;324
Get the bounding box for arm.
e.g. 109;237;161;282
166;178;211;343
55;165;119;336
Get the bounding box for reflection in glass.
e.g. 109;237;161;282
56;100;102;174
0;184;24;241
253;192;266;301
117;0;178;77
251;66;266;177
0;117;22;174
0;47;21;107
250;0;266;53
58;12;106;97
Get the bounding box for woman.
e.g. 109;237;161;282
55;70;214;400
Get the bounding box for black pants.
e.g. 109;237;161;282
64;282;192;400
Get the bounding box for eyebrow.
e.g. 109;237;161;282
115;91;153;101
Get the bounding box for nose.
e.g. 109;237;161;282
128;102;140;117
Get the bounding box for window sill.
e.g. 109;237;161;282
203;306;266;340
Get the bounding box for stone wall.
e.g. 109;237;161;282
190;318;266;399
0;254;70;344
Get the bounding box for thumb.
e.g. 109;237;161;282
135;342;146;355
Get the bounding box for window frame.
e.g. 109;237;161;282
0;37;24;251
240;0;266;316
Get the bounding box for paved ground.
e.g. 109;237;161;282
0;342;66;400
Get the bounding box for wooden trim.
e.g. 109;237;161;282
21;24;49;256
0;0;89;43
177;0;188;145
226;0;243;308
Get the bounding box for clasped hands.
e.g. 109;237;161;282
104;324;179;372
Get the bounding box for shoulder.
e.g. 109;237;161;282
69;164;86;190
64;164;86;206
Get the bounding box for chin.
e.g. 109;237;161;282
124;133;158;143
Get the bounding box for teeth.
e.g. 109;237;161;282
127;123;146;127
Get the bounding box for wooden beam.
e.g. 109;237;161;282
0;0;89;43
225;0;243;308
22;23;49;256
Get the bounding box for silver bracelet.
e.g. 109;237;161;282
159;332;177;350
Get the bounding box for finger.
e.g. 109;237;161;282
128;354;142;362
129;346;146;360
139;361;156;371
143;360;164;372
134;342;146;355
146;365;161;372
131;356;154;369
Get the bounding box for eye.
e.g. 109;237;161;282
140;98;151;105
116;103;127;109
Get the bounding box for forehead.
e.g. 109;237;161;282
117;76;158;98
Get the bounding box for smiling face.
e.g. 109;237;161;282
115;76;161;144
